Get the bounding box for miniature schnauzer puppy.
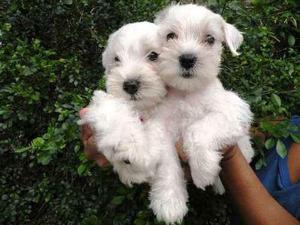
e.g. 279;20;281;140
153;4;254;193
79;22;188;224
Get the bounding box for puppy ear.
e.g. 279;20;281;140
223;22;243;56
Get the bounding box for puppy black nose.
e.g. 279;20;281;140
179;54;197;70
123;79;140;95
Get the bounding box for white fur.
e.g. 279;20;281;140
153;4;254;192
79;22;188;224
102;22;166;111
79;4;254;222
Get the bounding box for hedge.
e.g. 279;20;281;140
0;0;299;224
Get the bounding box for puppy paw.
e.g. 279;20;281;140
92;90;111;103
190;168;217;190
117;167;149;186
113;141;136;163
189;150;221;190
117;140;136;153
150;198;188;225
114;140;150;169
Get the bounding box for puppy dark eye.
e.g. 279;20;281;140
114;56;120;62
206;35;215;45
148;51;159;61
123;159;131;165
167;32;177;41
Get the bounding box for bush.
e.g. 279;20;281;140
0;0;299;224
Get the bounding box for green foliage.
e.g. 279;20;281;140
255;118;300;168
0;0;299;224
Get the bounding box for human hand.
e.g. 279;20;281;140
80;108;110;167
221;145;239;162
175;138;191;180
175;137;188;162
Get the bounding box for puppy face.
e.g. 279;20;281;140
155;4;243;91
102;22;167;110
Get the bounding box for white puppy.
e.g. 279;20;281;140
79;22;188;224
151;4;254;193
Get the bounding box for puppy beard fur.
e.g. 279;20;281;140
158;40;222;92
106;64;167;111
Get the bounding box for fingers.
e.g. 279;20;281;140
81;124;93;141
95;156;110;167
83;136;110;167
222;145;239;162
176;137;189;162
83;136;98;159
79;107;110;167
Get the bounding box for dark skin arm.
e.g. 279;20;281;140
220;145;300;225
80;108;300;224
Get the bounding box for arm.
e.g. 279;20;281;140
288;143;300;184
220;146;300;225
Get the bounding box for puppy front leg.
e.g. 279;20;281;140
212;134;254;194
184;112;242;190
149;137;188;224
79;91;151;169
112;118;150;168
184;127;222;190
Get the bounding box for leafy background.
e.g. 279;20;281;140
0;0;299;224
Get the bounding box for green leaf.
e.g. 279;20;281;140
291;17;297;28
260;121;274;132
288;35;295;46
82;215;102;225
111;196;125;205
291;133;300;143
37;154;51;165
31;137;45;149
33;39;41;49
251;0;262;6
0;110;8;116
276;139;287;158
255;158;263;170
63;0;73;5
271;94;281;107
3;23;12;31
134;218;145;225
99;76;106;90
15;146;30;153
77;164;88;175
264;138;275;150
